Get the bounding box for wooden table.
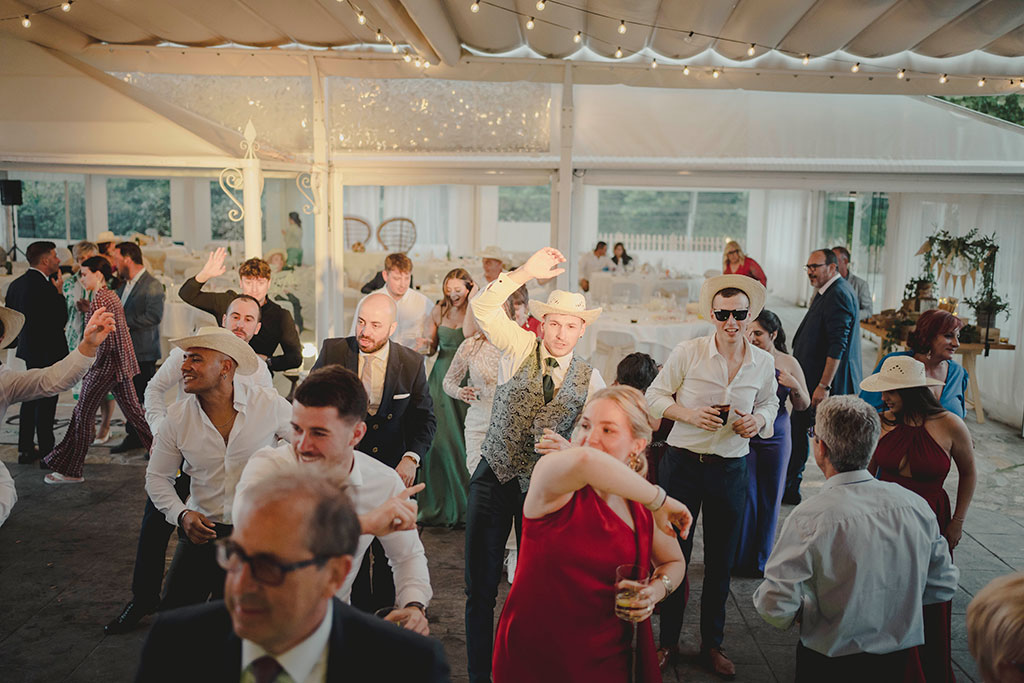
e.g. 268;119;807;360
860;321;1016;424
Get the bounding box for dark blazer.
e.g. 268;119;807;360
361;270;414;294
792;276;863;396
117;270;165;362
5;269;68;366
135;598;451;683
312;336;435;468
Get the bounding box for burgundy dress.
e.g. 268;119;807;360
493;485;659;683
874;423;955;683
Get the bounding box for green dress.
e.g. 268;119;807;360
418;326;470;527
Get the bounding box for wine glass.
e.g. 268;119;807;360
615;564;651;623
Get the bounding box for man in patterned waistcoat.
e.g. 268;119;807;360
464;247;606;683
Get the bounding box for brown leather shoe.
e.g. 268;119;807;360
656;646;678;671
701;647;736;679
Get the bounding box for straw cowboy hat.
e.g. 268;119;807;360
859;356;945;393
264;248;287;262
476;246;506;263
698;274;767;321
0;306;25;350
170;326;260;376
96;230;118;244
528;290;602;324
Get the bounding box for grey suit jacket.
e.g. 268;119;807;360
118;270;165;362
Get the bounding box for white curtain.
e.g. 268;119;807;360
379;186;451;257
747;189;818;305
886;193;1024;428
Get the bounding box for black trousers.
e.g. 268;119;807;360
123;360;156;445
349;538;396;614
18;360;59;453
464;459;524;683
130;473;191;609
658;446;748;651
783;408;814;502
159;521;232;611
795;642;910;683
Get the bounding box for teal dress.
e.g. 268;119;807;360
418;326;470;527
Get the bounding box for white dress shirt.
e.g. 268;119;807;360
233;444;433;608
578;252;614;280
146;381;293;526
817;272;842;295
357;341;390;416
120;267;146;303
351;287;434;349
646;334;778;458
470;273;605;397
144;346;273;438
241;600;332;683
753;470;959;657
0;462;15;527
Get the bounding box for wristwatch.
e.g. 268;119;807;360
818;383;831;391
405;601;426;615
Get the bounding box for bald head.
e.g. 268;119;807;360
355;293;398;354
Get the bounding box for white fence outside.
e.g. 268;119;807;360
597;233;727;253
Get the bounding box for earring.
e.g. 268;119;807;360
628;452;644;473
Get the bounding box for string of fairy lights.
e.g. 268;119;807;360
5;0;1023;89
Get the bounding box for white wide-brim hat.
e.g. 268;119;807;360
170;326;260;376
528;290;602;324
96;230;117;244
0;306;26;350
860;355;945;393
476;246;506;263
698;274;767;321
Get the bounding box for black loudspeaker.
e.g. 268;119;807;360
0;180;23;206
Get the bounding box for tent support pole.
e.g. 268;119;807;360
554;64;575;290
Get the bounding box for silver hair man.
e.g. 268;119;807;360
814;395;882;472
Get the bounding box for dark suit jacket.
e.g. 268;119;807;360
117;270;165;362
135;598;451;683
792;276;863;396
360;270;414;294
5;269;68;366
312;337;435;468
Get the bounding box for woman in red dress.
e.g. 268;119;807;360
862;356;976;683
722;240;767;286
493;386;691;683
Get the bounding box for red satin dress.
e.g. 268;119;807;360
493;485;659;683
874;423;955;683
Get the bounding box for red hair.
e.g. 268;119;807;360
908;309;964;355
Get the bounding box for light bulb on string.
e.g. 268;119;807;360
21;15;31;28
573;31;582;44
391;42;398;53
618;20;627;34
414;56;423;67
614;47;623;58
683;65;690;75
747;44;756;56
357;11;366;25
61;1;72;11
403;53;412;63
712;69;720;79
802;54;809;65
423;61;431;69
851;62;860;73
650;58;657;69
470;2;479;12
1019;79;1024;88
526;17;535;29
978;77;985;87
897;68;905;79
376;29;383;41
536;0;545;9
939;74;948;84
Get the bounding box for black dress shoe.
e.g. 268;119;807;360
38;458;51;470
17;450;40;465
110;439;143;454
104;600;156;635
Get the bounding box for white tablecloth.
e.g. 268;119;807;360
588;272;702;305
578;310;714;365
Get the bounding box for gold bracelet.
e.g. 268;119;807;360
656;573;675;599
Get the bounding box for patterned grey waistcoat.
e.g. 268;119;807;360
480;340;593;492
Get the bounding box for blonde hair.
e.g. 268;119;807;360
584;385;657;477
967;572;1024;682
439;267;474;321
722;240;746;273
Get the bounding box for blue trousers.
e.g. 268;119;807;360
734;417;792;573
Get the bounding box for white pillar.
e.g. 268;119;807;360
242;158;262;258
193;179;213;247
552;65;575;289
85;174;108;240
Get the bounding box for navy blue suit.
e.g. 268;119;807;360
785;276;862;501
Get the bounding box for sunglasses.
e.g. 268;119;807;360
712;309;749;322
216;538;336;587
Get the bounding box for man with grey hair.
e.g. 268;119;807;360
753;395;958;681
136;470;450;682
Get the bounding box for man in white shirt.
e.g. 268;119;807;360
645;274;779;677
146;327;292;612
135;472;450;682
234;365;433;634
105;294;274;635
577;240;613;292
350;253;433;349
754;395;958;681
465;247;605;682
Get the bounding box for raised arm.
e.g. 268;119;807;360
178;249;231;317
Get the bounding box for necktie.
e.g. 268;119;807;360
250;655;283;683
361;355;376;415
543;356;559;404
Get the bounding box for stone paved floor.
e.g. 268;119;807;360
1;300;1022;681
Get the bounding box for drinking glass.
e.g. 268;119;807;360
615;564;651;623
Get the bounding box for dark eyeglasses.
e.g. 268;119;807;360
804;263;826;271
712;309;749;322
726;249;740;256
215;539;335;587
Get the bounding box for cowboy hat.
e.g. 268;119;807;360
264;248;287;262
859;356;944;393
0;306;25;350
95;230;118;244
698;274;767;321
528;290;602;324
476;246;506;263
170;326;260;376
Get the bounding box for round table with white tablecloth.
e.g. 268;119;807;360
587;272;702;306
578;310;713;376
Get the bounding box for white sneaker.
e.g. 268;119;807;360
505;550;517;584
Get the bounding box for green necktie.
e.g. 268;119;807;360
543;356;559;404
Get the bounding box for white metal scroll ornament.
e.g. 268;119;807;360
295;172;321;216
217;119;263;223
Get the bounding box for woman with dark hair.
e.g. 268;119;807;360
417;267;474;526
42;257;153;483
862;356;976;683
733;309;810;576
509;284;541;337
860;309;968;417
283;211;303;266
611;242;634;273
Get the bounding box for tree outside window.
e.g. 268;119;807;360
107;178;171;236
210;181;266;241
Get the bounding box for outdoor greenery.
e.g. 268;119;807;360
210;181;267;241
937;94;1024;126
107;178;171;236
823;192;888;249
14;179;86;240
497;185;550;222
597;189;748;238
